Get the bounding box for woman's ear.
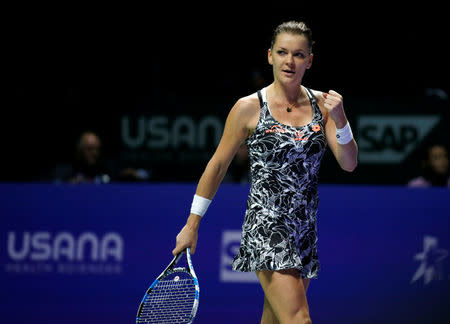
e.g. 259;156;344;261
268;48;273;66
306;53;314;69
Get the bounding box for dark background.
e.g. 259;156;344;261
4;6;449;184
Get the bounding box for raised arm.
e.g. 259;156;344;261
317;90;358;172
172;96;258;255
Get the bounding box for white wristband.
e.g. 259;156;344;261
336;122;353;145
190;194;212;217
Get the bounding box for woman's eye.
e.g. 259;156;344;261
276;50;305;58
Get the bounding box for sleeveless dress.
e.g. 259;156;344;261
231;86;328;279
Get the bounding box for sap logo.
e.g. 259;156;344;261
220;230;258;283
121;115;223;149
357;115;440;164
7;232;124;262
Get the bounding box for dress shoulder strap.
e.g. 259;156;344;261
304;87;317;105
304;87;324;121
257;90;264;108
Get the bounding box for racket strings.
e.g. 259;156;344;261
138;278;196;323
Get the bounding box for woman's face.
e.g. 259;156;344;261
268;33;313;85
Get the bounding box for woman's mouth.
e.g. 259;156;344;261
282;69;295;75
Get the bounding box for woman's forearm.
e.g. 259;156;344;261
337;139;358;172
184;159;230;230
195;158;229;199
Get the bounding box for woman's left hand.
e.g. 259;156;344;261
322;90;347;128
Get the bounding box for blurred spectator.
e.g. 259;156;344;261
67;131;110;184
408;143;450;187
51;131;149;184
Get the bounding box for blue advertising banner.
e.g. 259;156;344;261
1;183;449;323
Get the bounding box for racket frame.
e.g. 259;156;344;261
136;248;199;323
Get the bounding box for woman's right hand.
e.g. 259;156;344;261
172;214;201;255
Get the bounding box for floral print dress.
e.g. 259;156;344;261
231;86;328;279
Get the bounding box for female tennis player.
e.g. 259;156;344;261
173;20;358;324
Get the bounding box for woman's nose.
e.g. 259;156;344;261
286;54;294;64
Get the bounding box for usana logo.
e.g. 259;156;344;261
4;231;124;275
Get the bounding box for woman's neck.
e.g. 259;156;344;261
270;81;303;104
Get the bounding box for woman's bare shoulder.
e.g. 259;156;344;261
230;92;260;118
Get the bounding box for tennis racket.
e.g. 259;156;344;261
136;247;200;323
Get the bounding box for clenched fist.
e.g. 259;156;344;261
322;90;347;128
